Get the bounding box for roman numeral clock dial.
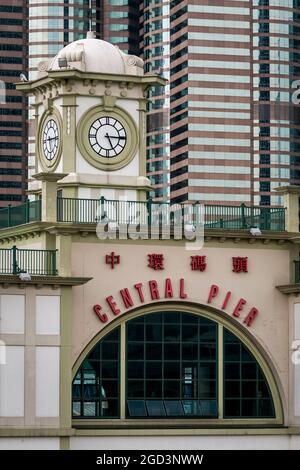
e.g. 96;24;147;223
77;107;138;171
43;119;59;161
88;117;127;158
39;113;62;171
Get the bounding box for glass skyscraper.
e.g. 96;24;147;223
0;2;26;206
142;0;300;206
140;0;170;201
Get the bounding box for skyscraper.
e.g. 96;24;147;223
142;0;300;206
0;2;27;207
140;0;170;201
102;0;140;56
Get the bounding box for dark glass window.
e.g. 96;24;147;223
126;312;218;417
224;329;275;418
259;140;270;151
72;328;120;418
259;154;270;165
171;88;188;103
260;181;270;192
72;313;276;421
259;167;270;178
0;194;22;201
170;179;188;191
260;195;270;206
171;61;188;75
0;57;23;64
170;124;188;138
259;77;270;87
170;165;188;179
170;138;188;152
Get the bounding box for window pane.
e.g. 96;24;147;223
223;327;275;418
72;327;120;418
127;312;218;417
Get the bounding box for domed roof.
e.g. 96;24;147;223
47;35;144;76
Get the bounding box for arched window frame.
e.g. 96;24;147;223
72;302;284;426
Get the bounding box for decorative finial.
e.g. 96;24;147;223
86;31;96;39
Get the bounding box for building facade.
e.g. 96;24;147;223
0;2;27;207
140;0;170;201
0;38;299;450
140;0;300;206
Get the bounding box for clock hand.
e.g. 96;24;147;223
105;132;113;149
106;135;126;139
43;136;58;142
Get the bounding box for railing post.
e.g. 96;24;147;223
57;197;62;222
25;199;30;223
7;204;11;228
52;250;58;276
12;245;18;275
250;205;254;228
241;203;246;228
147;197;152;228
100;196;105;222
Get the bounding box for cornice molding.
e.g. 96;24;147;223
0;275;93;288
276;284;300;294
0;221;296;244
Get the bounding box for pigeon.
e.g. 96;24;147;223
20;73;28;82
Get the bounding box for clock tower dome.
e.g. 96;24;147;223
17;33;165;202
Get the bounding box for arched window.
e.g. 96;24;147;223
72;310;277;421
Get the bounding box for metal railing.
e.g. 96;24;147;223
0;200;41;230
0;197;286;232
0;245;58;276
204;203;285;231
57;197;286;231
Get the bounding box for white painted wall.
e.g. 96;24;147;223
78;187;92;200
75;146;139;176
0;295;25;334
36;296;60;335
70;435;300;450
0;346;24;417
0;438;60;450
35;347;60;417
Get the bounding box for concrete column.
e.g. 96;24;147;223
56;234;72;277
275;185;300;233
33;173;67;223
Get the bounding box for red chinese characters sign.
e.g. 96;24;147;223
232;257;248;273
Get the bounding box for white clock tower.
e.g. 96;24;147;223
17;33;165;203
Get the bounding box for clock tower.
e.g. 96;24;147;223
17;33;165;202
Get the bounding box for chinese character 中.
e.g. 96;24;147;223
105;252;120;269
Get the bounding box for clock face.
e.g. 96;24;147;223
42;119;59;161
88;116;127;158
